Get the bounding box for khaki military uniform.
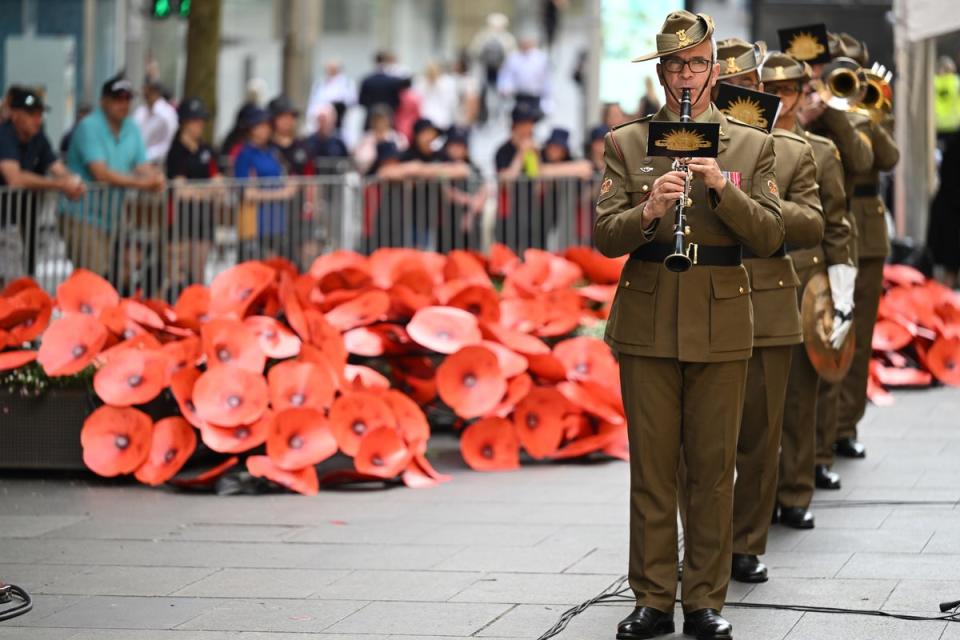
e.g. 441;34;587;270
596;103;783;613
733;128;822;555
779;128;852;507
806;108;874;465
834;116;900;444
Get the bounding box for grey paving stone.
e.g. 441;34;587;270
793;529;933;553
475;603;568;637
0;629;78;639
845;487;960;502
35;596;223;629
881;507;960;531
0;594;90;626
66;632;389;640
311;569;481;602
432;543;596;573
881;579;960;612
539;523;628;549
165;523;306;543
783;612;946;640
38;518;180;541
324;601;513;636
283;520;436;544
562;547;625;574
38;566;216;597
764;527;812;552
759;551;854;579
517;502;628;525
721;606;803;640
743;578;897;609
422;523;561;547
449;572;620;605
802;505;892;529
172;568;351;598
0;515;87;538
922;531;960;553
176;598;367;633
0;563;89;591
838;553;960;580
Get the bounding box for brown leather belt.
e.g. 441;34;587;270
743;243;787;259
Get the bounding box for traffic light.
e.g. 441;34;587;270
150;0;189;19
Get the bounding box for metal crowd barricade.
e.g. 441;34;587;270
0;173;604;299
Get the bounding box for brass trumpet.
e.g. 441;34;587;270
824;56;867;101
858;63;893;122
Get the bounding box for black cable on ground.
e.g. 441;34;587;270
537;576;960;639
0;582;33;622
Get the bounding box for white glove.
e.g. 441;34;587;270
828;263;857;350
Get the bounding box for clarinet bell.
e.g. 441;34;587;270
664;251;692;273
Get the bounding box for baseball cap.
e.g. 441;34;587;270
101;74;134;99
511;102;542;124
241;107;271;128
267;95;299;119
7;86;48;112
177;97;210;122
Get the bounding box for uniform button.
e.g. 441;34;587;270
778;280;784;286
877;205;884;214
686;198;694;208
739;286;745;294
625;280;631;287
641;184;649;192
813;256;820;264
684;225;692;235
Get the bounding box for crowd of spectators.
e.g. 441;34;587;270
0;7;628;288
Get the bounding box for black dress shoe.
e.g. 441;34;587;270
683;608;733;639
815;464;842;489
731;553;768;583
778;505;815;529
617;606;675;639
771;504;779;524
834;437;866;458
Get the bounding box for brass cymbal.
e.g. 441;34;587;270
802;271;855;383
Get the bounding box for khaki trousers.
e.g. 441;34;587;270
733;345;793;555
620;354;747;613
837;257;885;441
815;379;839;466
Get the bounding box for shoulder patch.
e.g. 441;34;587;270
611;115;652;131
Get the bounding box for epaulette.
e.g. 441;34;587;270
612;115;652;131
771;128;808;145
724;115;767;133
803;130;834;147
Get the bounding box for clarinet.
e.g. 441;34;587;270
664;88;694;273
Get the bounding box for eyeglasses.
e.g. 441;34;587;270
765;84;800;97
661;57;713;73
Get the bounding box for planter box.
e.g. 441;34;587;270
0;388;94;470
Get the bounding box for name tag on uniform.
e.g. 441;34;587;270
722;171;742;190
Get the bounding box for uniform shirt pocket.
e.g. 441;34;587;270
624;175;655;207
709;268;753;352
749;260;802;339
606;260;659;346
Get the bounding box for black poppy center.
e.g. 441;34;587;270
227;394;242;408
80;303;93;314
463;373;477;388
481;444;494;459
290;392;306;406
352;420;366;435
217;347;231;362
575;362;589;375
468;304;482;315
526;413;540;429
127;374;143;388
289;435;304;449
372;454;384;466
123;329;135;339
235;427;250;439
71;344;87;359
115;434;130;450
186;399;196;413
437;330;451;340
164;449;177;463
238;287;254;301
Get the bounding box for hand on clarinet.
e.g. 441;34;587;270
686;157;727;192
643;170;688;226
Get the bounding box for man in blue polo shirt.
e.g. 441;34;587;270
64;74;164;274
